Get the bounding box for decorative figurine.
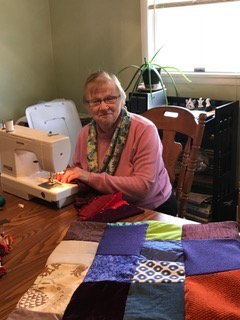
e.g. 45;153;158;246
205;98;212;111
185;98;196;110
197;97;204;109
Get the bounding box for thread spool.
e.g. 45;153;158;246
0;195;6;209
5;120;14;132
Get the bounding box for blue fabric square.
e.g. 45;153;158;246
183;239;240;276
124;282;184;320
97;224;148;255
84;255;139;282
141;240;184;262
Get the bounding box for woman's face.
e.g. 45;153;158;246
85;77;124;132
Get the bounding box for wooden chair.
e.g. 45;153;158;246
141;106;207;218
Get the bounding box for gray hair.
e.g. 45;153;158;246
83;70;126;105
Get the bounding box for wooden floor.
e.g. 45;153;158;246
0;189;196;320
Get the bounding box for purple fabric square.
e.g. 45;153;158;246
183;239;240;276
182;221;239;240
63;221;106;242
97;224;148;255
63;281;130;320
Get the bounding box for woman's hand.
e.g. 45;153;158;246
55;167;81;183
54;167;90;184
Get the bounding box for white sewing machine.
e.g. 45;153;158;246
0;125;79;208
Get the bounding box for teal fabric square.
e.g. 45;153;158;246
124;282;184;319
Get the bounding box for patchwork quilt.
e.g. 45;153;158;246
7;220;240;320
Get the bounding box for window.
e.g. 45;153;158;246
141;0;240;75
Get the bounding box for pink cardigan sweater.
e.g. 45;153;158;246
72;113;172;210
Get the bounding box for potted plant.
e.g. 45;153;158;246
118;47;191;105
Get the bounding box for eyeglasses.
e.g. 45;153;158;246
85;95;121;108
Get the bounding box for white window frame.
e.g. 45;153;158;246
140;0;240;86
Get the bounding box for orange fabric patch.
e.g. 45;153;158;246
185;269;240;320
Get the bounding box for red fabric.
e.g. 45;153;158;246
85;204;144;223
78;192;128;220
185;269;240;320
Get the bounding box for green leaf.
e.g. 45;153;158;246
118;46;191;105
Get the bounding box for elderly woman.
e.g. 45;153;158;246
58;70;177;215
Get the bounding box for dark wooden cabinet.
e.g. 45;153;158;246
167;97;239;222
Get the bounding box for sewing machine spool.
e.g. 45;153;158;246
5;120;14;132
0;195;6;209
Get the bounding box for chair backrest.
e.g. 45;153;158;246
141;106;207;218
